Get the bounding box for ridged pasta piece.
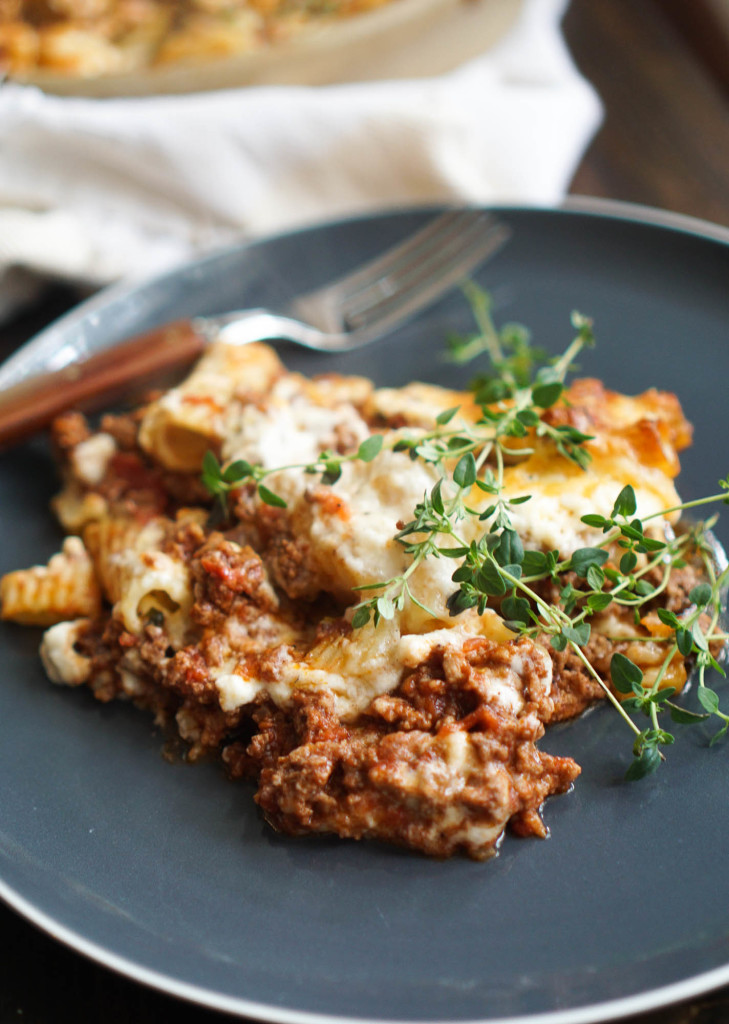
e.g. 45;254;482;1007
138;341;283;472
83;515;162;603
0;537;102;626
83;513;193;641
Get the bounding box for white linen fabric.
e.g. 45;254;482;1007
0;0;601;320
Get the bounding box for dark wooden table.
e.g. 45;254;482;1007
2;1;729;1021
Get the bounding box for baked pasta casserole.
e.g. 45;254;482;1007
0;334;712;859
0;0;400;79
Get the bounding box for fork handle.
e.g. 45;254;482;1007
0;319;206;448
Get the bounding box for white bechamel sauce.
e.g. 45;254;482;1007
440;730;472;775
119;668;146;697
215;674;264;712
70;433;117;486
212;618;403;719
222;375;370;471
211;615;551;721
306;448;441;593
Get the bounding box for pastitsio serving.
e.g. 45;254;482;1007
2;293;727;858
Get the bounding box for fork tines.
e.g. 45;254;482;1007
339;210;510;333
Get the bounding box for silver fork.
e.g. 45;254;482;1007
203;209;510;351
0;209;509;446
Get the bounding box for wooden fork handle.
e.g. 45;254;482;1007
0;319;208;449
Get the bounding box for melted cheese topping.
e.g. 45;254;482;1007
26;345;692;729
222;373;371;470
219;371;685;629
500;447;680;555
199;357;689;715
213;615;548;719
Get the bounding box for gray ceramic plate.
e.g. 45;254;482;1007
1;200;729;1024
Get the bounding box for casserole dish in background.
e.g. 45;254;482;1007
1;0;524;96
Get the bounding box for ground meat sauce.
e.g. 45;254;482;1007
64;517;705;859
65;525;591;858
251;643;580;859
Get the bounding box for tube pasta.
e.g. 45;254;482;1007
83;514;194;641
138;341;283;472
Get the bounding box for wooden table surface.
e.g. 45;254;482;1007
1;1;729;1022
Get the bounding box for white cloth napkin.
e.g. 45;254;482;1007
0;0;601;321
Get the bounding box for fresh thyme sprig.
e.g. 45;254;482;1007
349;304;598;628
437;482;729;779
201;433;384;516
348;288;729;774
201;283;729;779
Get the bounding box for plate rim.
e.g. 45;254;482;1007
3;195;729;394
2;196;729;1024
